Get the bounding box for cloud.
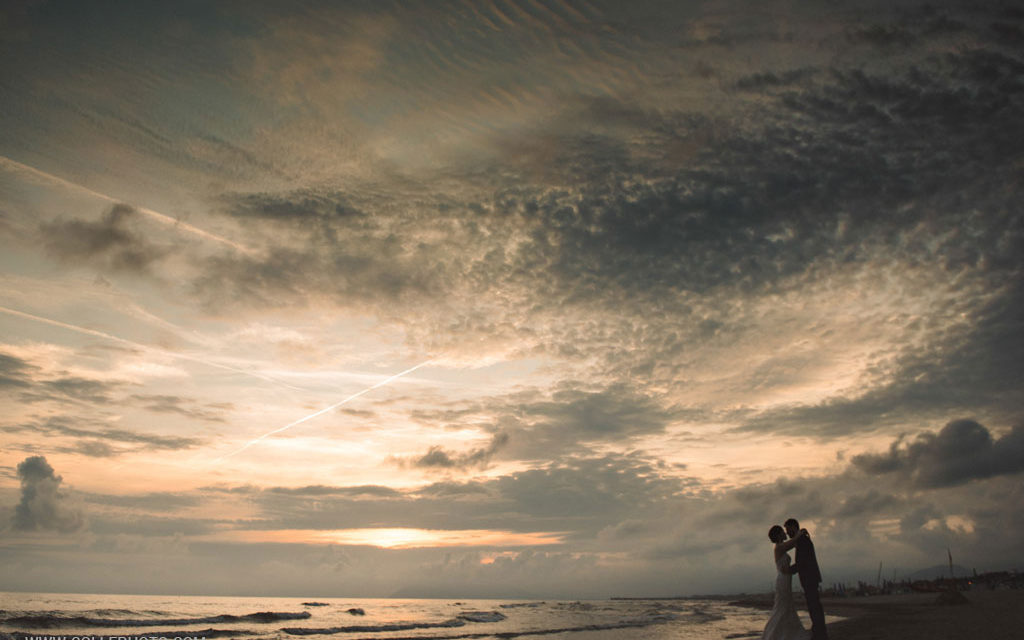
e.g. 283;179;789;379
66;440;119;458
86;515;216;537
191;39;1022;350
24;376;122;404
40;204;169;274
0;351;36;388
735;67;817;91
81;491;203;511
5;416;202;457
203;452;694;541
264;484;404;498
734;279;1024;438
846;23;916;48
2;1;1023;597
131;394;231;422
0;349;126;405
126;25;1020;446
850;419;1024;488
408;432;510;470
399;383;678;467
10;456;85;533
10;441;1023;596
191;238;451;312
221;190;365;221
832;489;904;519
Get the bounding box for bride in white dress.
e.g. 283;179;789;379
761;525;811;640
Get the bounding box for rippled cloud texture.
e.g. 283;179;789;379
1;0;1021;597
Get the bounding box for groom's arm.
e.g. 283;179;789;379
789;533;810;575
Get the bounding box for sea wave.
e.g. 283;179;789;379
2;611;311;628
303;615;678;640
455;611;506;623
283;611;675;640
281;618;466;635
281;609;506;636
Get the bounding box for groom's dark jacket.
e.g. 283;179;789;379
793;534;823;589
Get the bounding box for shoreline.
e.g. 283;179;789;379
732;589;1024;639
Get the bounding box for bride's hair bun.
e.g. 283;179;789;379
768;525;785;542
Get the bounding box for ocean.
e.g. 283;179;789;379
0;592;789;640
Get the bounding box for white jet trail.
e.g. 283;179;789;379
0;155;253;254
0;305;305;391
213;358;434;462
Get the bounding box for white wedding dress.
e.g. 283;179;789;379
761;551;810;640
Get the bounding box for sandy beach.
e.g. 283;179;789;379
819;590;1024;639
730;588;1024;639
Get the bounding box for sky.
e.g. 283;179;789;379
0;0;1022;598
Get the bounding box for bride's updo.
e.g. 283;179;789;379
768;525;785;543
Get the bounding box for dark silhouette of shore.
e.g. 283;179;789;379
726;570;1023;640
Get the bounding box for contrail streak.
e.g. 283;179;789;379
213;359;434;462
0;155;253;254
0;304;305;391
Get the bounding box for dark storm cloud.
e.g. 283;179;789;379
497;385;678;460
5;416;202;456
40;204;169;274
158;9;1022;429
203;41;1020;325
473;32;1024;311
700;478;832;531
735;278;1024;438
488;454;694;536
32;450;1023;593
9;455;85;533
214;453;692;538
400;383;677;467
845;23;917;48
831;489;904;518
850;419;1024;488
192;239;452;311
200;184;452;308
522;385;673;437
735;68;817;91
643;459;1019;566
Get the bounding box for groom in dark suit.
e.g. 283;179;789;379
785;518;828;640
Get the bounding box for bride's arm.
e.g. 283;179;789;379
774;528;806;553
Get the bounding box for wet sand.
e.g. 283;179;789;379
728;588;1024;638
822;589;1024;639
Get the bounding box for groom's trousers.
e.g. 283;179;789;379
802;584;828;639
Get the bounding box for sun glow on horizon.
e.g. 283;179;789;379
208;528;566;549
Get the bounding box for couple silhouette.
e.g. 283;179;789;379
762;518;827;640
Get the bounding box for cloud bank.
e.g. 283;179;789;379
10;456;84;533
